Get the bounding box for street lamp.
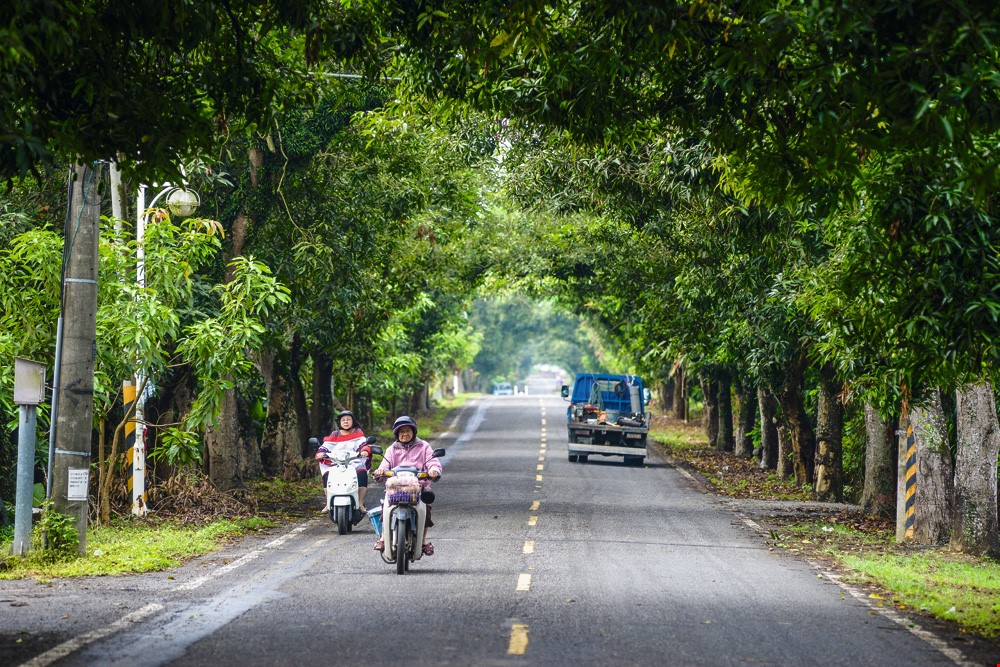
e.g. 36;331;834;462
130;183;200;516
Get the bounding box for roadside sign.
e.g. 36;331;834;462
14;357;46;405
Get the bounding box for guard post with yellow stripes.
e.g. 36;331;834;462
896;419;917;542
124;381;148;516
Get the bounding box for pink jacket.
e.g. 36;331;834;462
376;437;442;489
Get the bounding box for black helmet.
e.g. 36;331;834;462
336;410;355;429
392;415;418;440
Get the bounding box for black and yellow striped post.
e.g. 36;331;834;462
903;420;917;540
123;381;147;516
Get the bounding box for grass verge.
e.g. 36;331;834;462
0;516;272;581
771;520;1000;639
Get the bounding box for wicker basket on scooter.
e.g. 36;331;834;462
385;476;421;504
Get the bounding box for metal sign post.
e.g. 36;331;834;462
12;358;46;556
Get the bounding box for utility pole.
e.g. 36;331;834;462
50;162;101;554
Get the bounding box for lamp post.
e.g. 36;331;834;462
130;183;200;516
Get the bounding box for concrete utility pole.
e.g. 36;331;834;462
50;162;101;554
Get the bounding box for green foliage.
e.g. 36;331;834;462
149;428;203;468
35;501;79;563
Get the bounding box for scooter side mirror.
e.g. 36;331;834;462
432;448;446;458
370;445;383;456
366;436;377;445
307;437;319;449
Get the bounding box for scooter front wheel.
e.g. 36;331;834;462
335;506;350;535
395;523;408;575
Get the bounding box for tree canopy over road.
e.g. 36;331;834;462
2;1;999;558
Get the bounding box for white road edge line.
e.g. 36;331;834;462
175;522;311;592
20;603;165;667
736;512;975;667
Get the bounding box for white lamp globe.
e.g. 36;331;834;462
166;188;200;218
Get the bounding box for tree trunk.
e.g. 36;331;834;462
776;422;792;479
814;364;844;502
310;351;333;439
717;372;734;452
758;386;779;470
700;375;719;448
204;385;261;491
260;352;308;478
861;403;897;519
672;366;686;420
778;354;815;485
898;388;952;545
734;379;756;459
951;383;1000;558
659;378;674;415
207;146;266;490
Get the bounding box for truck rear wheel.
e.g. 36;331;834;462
578;455;588;463
624;455;644;467
568;454;578;463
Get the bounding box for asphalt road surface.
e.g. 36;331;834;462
1;395;987;666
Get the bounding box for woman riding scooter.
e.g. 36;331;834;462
373;416;442;555
316;410;371;517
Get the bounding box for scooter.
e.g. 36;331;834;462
309;435;376;535
377;447;446;575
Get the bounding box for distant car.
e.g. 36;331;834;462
493;382;514;396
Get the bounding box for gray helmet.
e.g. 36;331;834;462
392;415;418;440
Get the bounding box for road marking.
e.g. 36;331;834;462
530;500;540;511
523;540;535;554
516;573;532;591
536;464;544;471
535;474;543;482
528;516;538;526
538;455;545;462
541;428;546;435
175;522;310;591
541;418;546;426
508;624;529;655
20;603;164;667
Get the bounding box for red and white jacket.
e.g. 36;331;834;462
316;428;370;473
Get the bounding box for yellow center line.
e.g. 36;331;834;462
538;455;545;462
541;418;546;426
530;500;540;511
536;464;544;471
516;573;532;591
535;474;543;482
541;428;547;435
508;624;529;655
523;540;535;554
528;515;538;526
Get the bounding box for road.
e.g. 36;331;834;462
1;395;982;666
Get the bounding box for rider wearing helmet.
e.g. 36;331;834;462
315;410;371;517
373;415;442;555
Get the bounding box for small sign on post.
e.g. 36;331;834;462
12;358;47;556
14;358;46;406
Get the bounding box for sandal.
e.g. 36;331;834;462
374;539;384;552
421;542;434;556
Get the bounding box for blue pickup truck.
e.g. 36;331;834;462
560;373;650;466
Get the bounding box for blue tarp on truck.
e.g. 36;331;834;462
561;373;649;466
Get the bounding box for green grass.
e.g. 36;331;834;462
774;521;1000;638
840;552;1000;638
0;516;273;580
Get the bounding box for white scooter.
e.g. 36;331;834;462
309;435;376;535
377;447;446;575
